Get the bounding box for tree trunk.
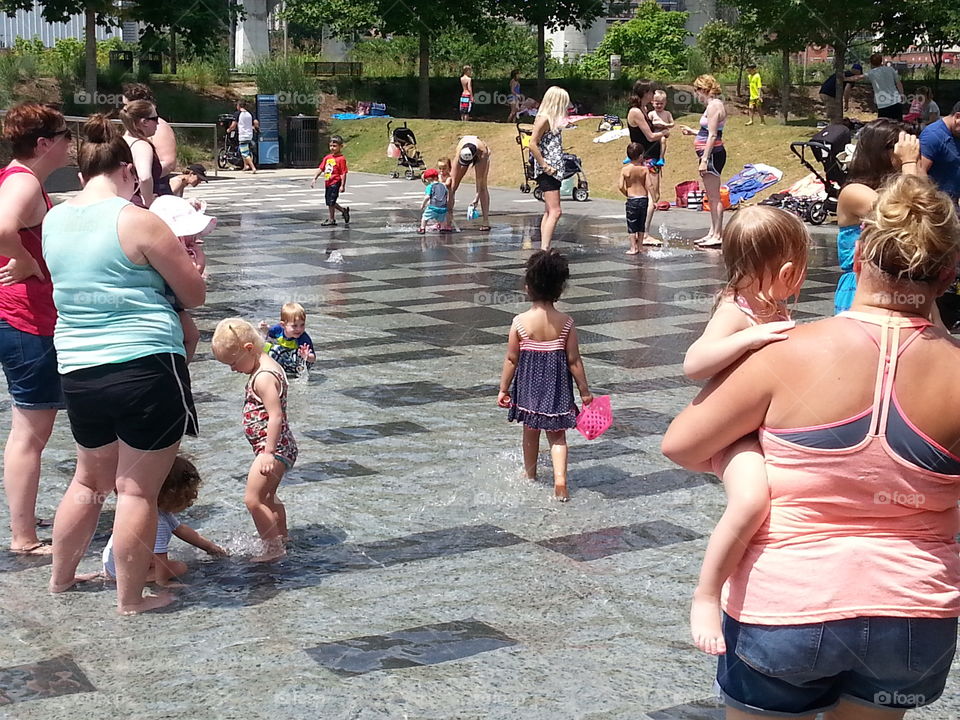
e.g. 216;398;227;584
170;28;178;75
228;11;236;69
537;22;546;96
933;49;944;98
84;5;97;96
779;47;790;124
830;40;847;123
418;28;429;119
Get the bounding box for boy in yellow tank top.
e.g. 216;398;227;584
746;63;765;126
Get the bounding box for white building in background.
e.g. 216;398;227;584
545;0;716;60
0;8;121;47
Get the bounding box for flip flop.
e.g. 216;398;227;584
696;238;723;249
10;539;52;555
478;226;492;232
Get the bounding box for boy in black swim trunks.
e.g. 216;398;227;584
619;142;651;253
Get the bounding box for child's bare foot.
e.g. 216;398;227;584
625;247;640;255
554;484;569;502
49;572;102;593
691;591;726;655
251;539;286;563
118;589;177;615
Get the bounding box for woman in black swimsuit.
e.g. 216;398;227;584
627;80;669;243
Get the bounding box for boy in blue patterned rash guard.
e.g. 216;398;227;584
260;302;316;377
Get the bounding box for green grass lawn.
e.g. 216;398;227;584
330;113;822;202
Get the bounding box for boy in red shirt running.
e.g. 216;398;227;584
311;135;350;226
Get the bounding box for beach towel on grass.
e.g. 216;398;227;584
725;163;784;205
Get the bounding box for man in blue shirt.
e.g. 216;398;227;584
920;101;960;202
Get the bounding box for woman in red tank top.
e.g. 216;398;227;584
0;103;70;554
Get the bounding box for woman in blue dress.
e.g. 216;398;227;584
835;119;925;313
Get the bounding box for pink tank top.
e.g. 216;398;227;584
0;165;56;336
723;312;960;624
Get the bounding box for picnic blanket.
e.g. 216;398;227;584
331;113;393;120
593;128;629;143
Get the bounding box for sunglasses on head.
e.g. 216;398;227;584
39;127;71;141
145;115;159;121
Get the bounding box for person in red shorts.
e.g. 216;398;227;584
311;135;350;227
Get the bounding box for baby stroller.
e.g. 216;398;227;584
787;122;852;225
216;113;245;170
516;122;590;202
387;121;425;179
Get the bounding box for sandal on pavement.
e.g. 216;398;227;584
11;540;52;555
478;225;492;232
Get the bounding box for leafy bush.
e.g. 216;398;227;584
349;36;419;77
248;55;320;114
684;46;710;82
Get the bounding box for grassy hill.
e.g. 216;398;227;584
330;114;823;201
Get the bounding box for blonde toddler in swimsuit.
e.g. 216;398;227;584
681;206;809;654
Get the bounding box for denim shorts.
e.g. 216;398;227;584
0;319;64;409
718;612;958;717
325;181;341;206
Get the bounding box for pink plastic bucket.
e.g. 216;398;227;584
576;395;612;441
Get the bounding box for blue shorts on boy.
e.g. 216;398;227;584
626;196;649;234
264;324;313;376
102;510;179;578
325;182;341;206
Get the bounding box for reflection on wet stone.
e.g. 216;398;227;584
538;521;701;561
648;697;725;719
0;656;95;704
287;459;378;483
306;619;517;676
340;382;484;408
574;466;716;500
304;421;429;444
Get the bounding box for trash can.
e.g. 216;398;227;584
140;52;163;75
109;50;133;73
286;115;320;168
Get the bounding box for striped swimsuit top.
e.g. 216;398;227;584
694;101;724;149
515;316;573;351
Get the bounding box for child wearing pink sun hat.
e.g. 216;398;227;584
149;195;216;360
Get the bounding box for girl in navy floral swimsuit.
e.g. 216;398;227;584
498;250;593;501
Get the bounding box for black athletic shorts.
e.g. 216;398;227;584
625;196;649;234
696;146;727;176
536;173;561;193
877;104;904;121
325;181;341;206
61;353;198;451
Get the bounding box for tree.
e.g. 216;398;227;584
495;0;604;95
579;1;689;79
696;13;762;95
126;0;240;72
284;0;494;117
0;0;114;95
883;1;960;96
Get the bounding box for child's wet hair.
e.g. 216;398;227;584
626;142;643;161
721;205;809;310
158;455;202;513
525;249;570;302
211;317;261;357
280;302;306;323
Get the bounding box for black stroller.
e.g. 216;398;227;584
516;122;590;202
216;113;245;170
787;122;852;225
387;121;425;179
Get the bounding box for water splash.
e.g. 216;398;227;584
326;250;344;264
648;223;684;258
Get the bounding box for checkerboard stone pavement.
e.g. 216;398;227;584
0;172;956;719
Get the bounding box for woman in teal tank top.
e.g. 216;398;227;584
835;119;926;313
44;114;206;615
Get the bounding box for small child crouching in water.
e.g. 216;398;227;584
418;168;448;233
619;142;651;253
102;456;226;585
683;206;808;654
498;250;592;501
212;318;297;562
149;195;216;361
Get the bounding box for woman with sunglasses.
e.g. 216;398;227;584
0;103;71;554
43;114;205;614
121;99;165;208
834;120;926;313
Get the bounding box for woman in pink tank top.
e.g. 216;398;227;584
663;174;960;719
0;103;70;555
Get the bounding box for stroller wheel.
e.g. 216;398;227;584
217;149;229;170
807;200;828;225
391;171;399;179
533;187;544;202
573;187;589;202
520;184;530;193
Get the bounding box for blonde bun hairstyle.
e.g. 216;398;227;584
859;174;960;283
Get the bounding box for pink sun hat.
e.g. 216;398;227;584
149;195;217;237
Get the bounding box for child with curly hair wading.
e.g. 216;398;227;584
682;206;809;654
498;250;592;502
